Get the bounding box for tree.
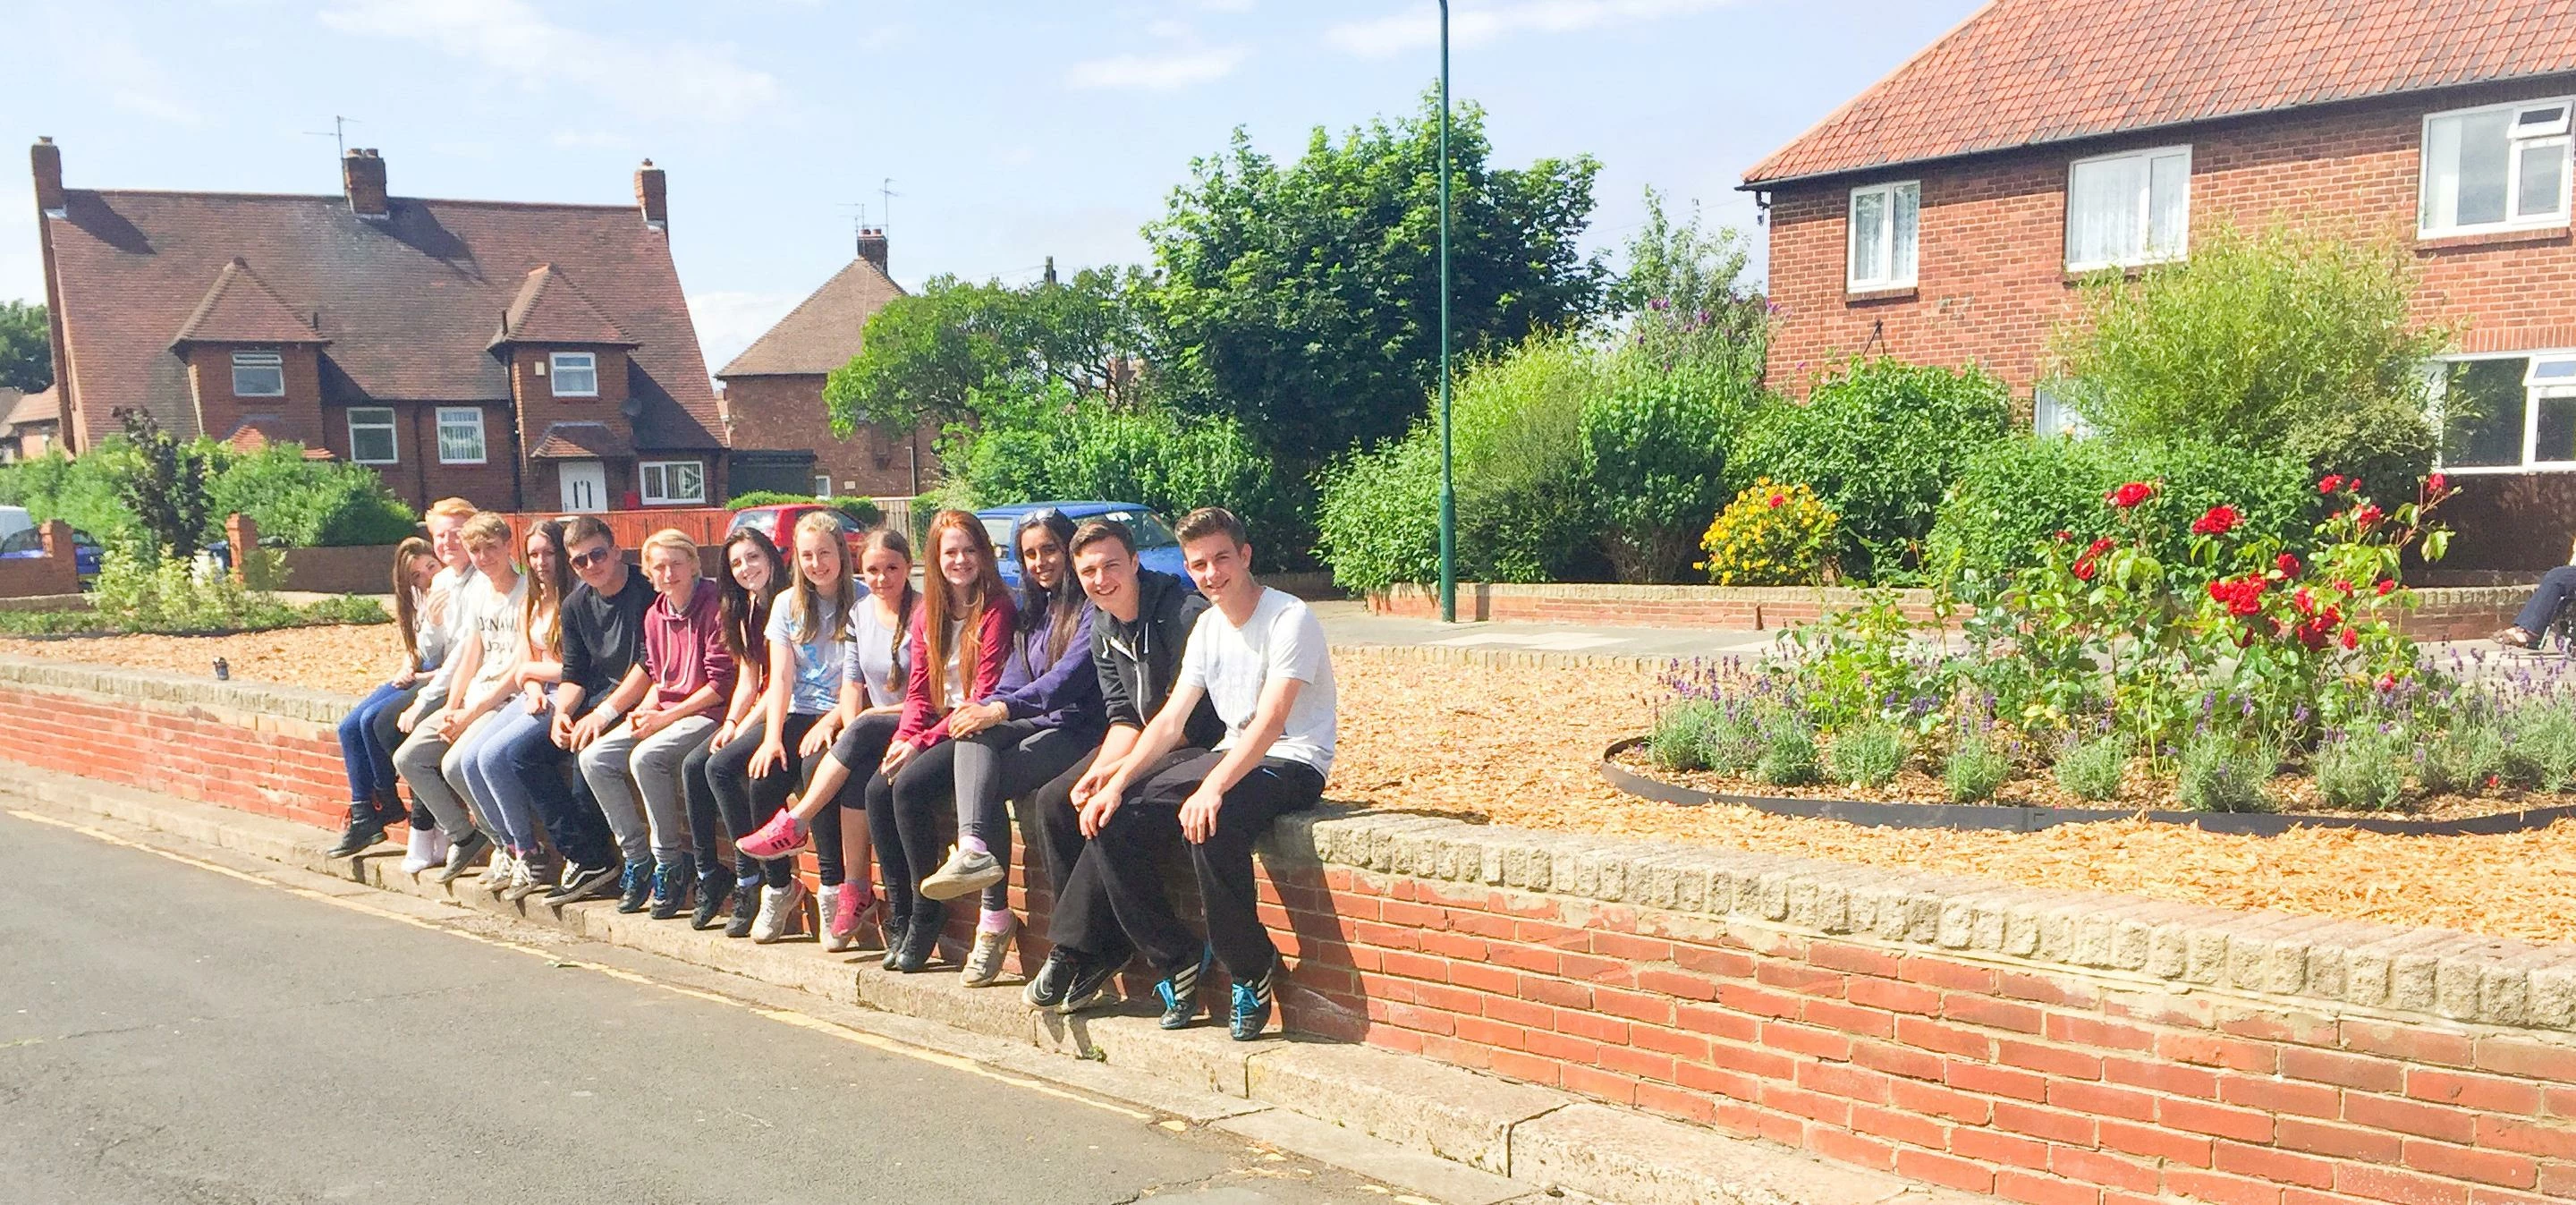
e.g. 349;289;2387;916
1609;189;1770;387
113;410;215;558
1146;88;1607;468
823;268;1151;437
0;301;50;394
2050;222;2452;488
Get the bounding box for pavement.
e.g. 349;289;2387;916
0;807;1419;1205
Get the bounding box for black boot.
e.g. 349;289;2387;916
724;875;761;938
650;853;695;921
886;903;945;973
327;796;391;859
691;863;733;929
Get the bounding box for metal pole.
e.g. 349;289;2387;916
1436;0;1457;624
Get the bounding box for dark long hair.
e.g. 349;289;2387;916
1013;509;1083;666
857;526;919;700
390;536;434;667
521;519;572;656
921;509;1009;710
718;527;787;663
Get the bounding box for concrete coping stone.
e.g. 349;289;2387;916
10;650;2576;1033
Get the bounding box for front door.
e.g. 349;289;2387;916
559;460;607;512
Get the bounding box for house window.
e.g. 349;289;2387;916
231;351;285;398
549;352;598;397
2032;382;2094;440
347;407;398;465
2430;352;2576;471
2066;146;2191;270
814;473;833;497
640;460;706;505
1847;181;1920;291
2421;98;2572;236
436;407;487;465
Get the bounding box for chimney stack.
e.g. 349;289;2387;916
857;226;888;276
635;159;667;228
31;138;64;217
342;148;388;219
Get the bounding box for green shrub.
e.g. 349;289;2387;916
1945;729;2012;802
944;385;1289;556
0;446;142;545
1736;359;2011;580
1650;700;1723;772
2054;734;2130;802
2050;222;2449;488
1926;436;2316;582
2178;738;2275;812
2503;699;2576;793
2416;716;2507;796
207;445;417;547
1580;350;1757;582
2313;729;2407;810
729;491;886;529
1754;714;1820;786
1699;479;1838;586
1830;723;1906;789
1314;435;1442;592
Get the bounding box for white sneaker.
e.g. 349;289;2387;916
962;913;1016;988
479;850;516;893
399;827;437;876
818;884;852;954
753;879;807;944
424;827;451;870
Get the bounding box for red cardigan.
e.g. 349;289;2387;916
894;596;1016;750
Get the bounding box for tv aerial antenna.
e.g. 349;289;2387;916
302;115;360;159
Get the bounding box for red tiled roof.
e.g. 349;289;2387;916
1744;0;2576;187
494;264;636;349
6;386;57;429
172;258;325;348
717;255;904;378
528;420;633;460
221;416;335;458
44;189;720;450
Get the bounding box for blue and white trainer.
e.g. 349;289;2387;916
1155;950;1213;1031
1229;960;1278;1042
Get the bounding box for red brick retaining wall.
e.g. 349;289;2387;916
1368;583;2521;643
7;654;2575;1205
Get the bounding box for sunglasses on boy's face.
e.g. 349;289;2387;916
569;546;614;569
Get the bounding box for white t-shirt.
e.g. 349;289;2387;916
417;564;476;700
1177;586;1336;777
765;591;851;716
458;570;528;700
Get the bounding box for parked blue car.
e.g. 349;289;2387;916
0;525;104;581
976;502;1191;591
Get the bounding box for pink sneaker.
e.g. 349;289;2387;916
736;811;809;860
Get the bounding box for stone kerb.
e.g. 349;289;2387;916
0;654;352;726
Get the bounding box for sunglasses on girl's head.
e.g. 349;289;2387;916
569;547;614;569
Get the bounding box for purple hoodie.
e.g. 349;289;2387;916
982;600;1102;732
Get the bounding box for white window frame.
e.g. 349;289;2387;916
434;406;487;465
2064;145;2192;272
346;406;398;466
549;351;599;398
2031;381;2095;440
2419;98;2574;238
2428;350;2576;473
814;473;834;497
1845;181;1920;291
639;459;707;505
230;351;285;398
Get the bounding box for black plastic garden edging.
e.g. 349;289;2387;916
1599;738;2576;837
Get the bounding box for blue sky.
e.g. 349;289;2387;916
4;0;1982;372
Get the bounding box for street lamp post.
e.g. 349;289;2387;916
1436;0;1457;624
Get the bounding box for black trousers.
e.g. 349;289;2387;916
1035;748;1136;967
1074;750;1321;980
693;712;820;889
864;739;958;930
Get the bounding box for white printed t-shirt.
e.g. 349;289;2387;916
456;570;529;703
1177;585;1336;778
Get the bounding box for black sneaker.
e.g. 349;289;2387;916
1024;948;1081;1008
1156;950;1212;1031
433;830;492;885
1229;959;1279;1042
615;861;653;913
885;905;944;973
724;878;761;938
690;868;733;929
326;802;390;859
546;860;619;906
1060;956;1119;1015
650;854;695;921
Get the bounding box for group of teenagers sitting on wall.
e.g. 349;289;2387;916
333;499;1336;1041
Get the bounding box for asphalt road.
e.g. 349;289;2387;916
0;809;1394;1205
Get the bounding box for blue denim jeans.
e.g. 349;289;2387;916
337;681;419;804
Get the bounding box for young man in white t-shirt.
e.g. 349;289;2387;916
1075;507;1335;1041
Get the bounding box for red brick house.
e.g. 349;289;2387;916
29;140;724;513
716;228;936;499
1743;0;2576;571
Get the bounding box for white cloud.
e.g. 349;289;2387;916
689;291;804;377
318;0;782;124
1326;0;1734;58
1065;44;1248;91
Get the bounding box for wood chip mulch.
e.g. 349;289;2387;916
9;629;2573;944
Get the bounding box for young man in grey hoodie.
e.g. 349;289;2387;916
1023;518;1221;1014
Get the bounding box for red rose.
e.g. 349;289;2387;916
2340;627;2359;650
2053;530;2073;542
2375;579;2396;597
2428;472;2447;496
2332;579;2354;595
2275;553;2301;576
1767;493;1784;510
2072;556;2097;581
2354;505;2383;528
2293;586;2315;615
2086;537;2115;557
2107;481;2155;509
2350;478;2364;495
2318;475;2345;495
2296;619;2331;650
2190;505;2241;536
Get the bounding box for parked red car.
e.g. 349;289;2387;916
724;503;871;561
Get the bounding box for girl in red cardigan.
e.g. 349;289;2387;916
865;508;1014;974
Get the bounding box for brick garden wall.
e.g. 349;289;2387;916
10;653;2576;1205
